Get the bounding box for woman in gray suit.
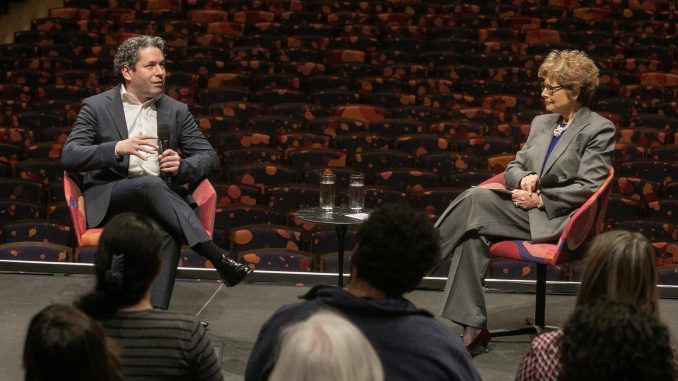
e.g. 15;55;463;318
436;50;615;354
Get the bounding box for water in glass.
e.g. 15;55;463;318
349;173;365;212
320;173;335;211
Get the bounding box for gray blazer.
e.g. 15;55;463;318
504;106;615;242
61;85;219;227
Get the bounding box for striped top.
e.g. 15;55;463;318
103;309;223;381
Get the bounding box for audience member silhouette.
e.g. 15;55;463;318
78;212;223;381
515;230;674;381
246;205;482;381
558;298;675;381
23;303;124;381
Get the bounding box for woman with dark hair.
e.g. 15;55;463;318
78;212;223;381
515;230;676;381
435;49;615;353
23;304;123;381
558;298;675;381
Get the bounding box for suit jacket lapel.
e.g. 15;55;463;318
542;107;592;175
106;85;128;140
155;95;174;149
533;116;557;175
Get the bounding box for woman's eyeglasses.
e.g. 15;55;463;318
540;83;566;95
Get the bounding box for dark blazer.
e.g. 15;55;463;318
61;85;219;227
504;106;615;242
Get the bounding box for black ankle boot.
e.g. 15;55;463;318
194;242;253;286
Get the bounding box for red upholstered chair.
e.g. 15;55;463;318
482;167;614;337
64;172;217;249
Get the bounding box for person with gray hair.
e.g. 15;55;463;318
246;205;482;381
62;35;251;309
269;310;383;381
435;49;615;353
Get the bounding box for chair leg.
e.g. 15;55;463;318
491;264;556;338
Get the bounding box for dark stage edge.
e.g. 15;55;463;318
3;273;678;381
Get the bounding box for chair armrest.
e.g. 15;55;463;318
479;173;505;186
554;168;615;256
193;178;217;238
63;171;89;246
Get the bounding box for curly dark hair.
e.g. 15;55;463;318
559;298;675;381
351;204;440;297
113;35;165;83
78;212;163;320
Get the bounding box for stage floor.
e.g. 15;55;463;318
2;273;678;381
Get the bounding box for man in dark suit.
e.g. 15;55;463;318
61;35;251;309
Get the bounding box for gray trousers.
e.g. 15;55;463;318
105;176;210;309
435;187;532;329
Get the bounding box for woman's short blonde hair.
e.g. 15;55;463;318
538;50;599;105
576;230;658;316
269;310;384;381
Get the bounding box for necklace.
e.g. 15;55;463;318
553;120;569;137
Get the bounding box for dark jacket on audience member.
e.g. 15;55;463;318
245;285;482;381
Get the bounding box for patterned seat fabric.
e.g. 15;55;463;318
332;104;386;123
230;224;307;258
612;176;660;208
247;116;303;135
214;204;282;233
488;259;563;280
306;117;366;137
621;161;678;188
418;152;485;175
394;133;450;159
604;197;641;229
0;242;71;262
368;118;423;137
285;148;347;170
648;200;678;224
2;220;72;246
353;149;414;175
334;133;391;155
373;168;440;195
264;184;320;213
0;179;42;201
228;163;297;190
178;247;211;269
411;187;464;220
222;147;283;166
240;248;314;272
212;182;260;207
613;220;678;242
0;199;41;224
277;133;330;152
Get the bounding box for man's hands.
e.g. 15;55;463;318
114;135;158;160
114;135;181;176
520;173;540;195
159;149;180;176
511;190;542;210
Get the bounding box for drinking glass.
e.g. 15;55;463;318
320;172;335;212
349;173;365;212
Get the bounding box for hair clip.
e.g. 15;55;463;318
105;253;124;288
